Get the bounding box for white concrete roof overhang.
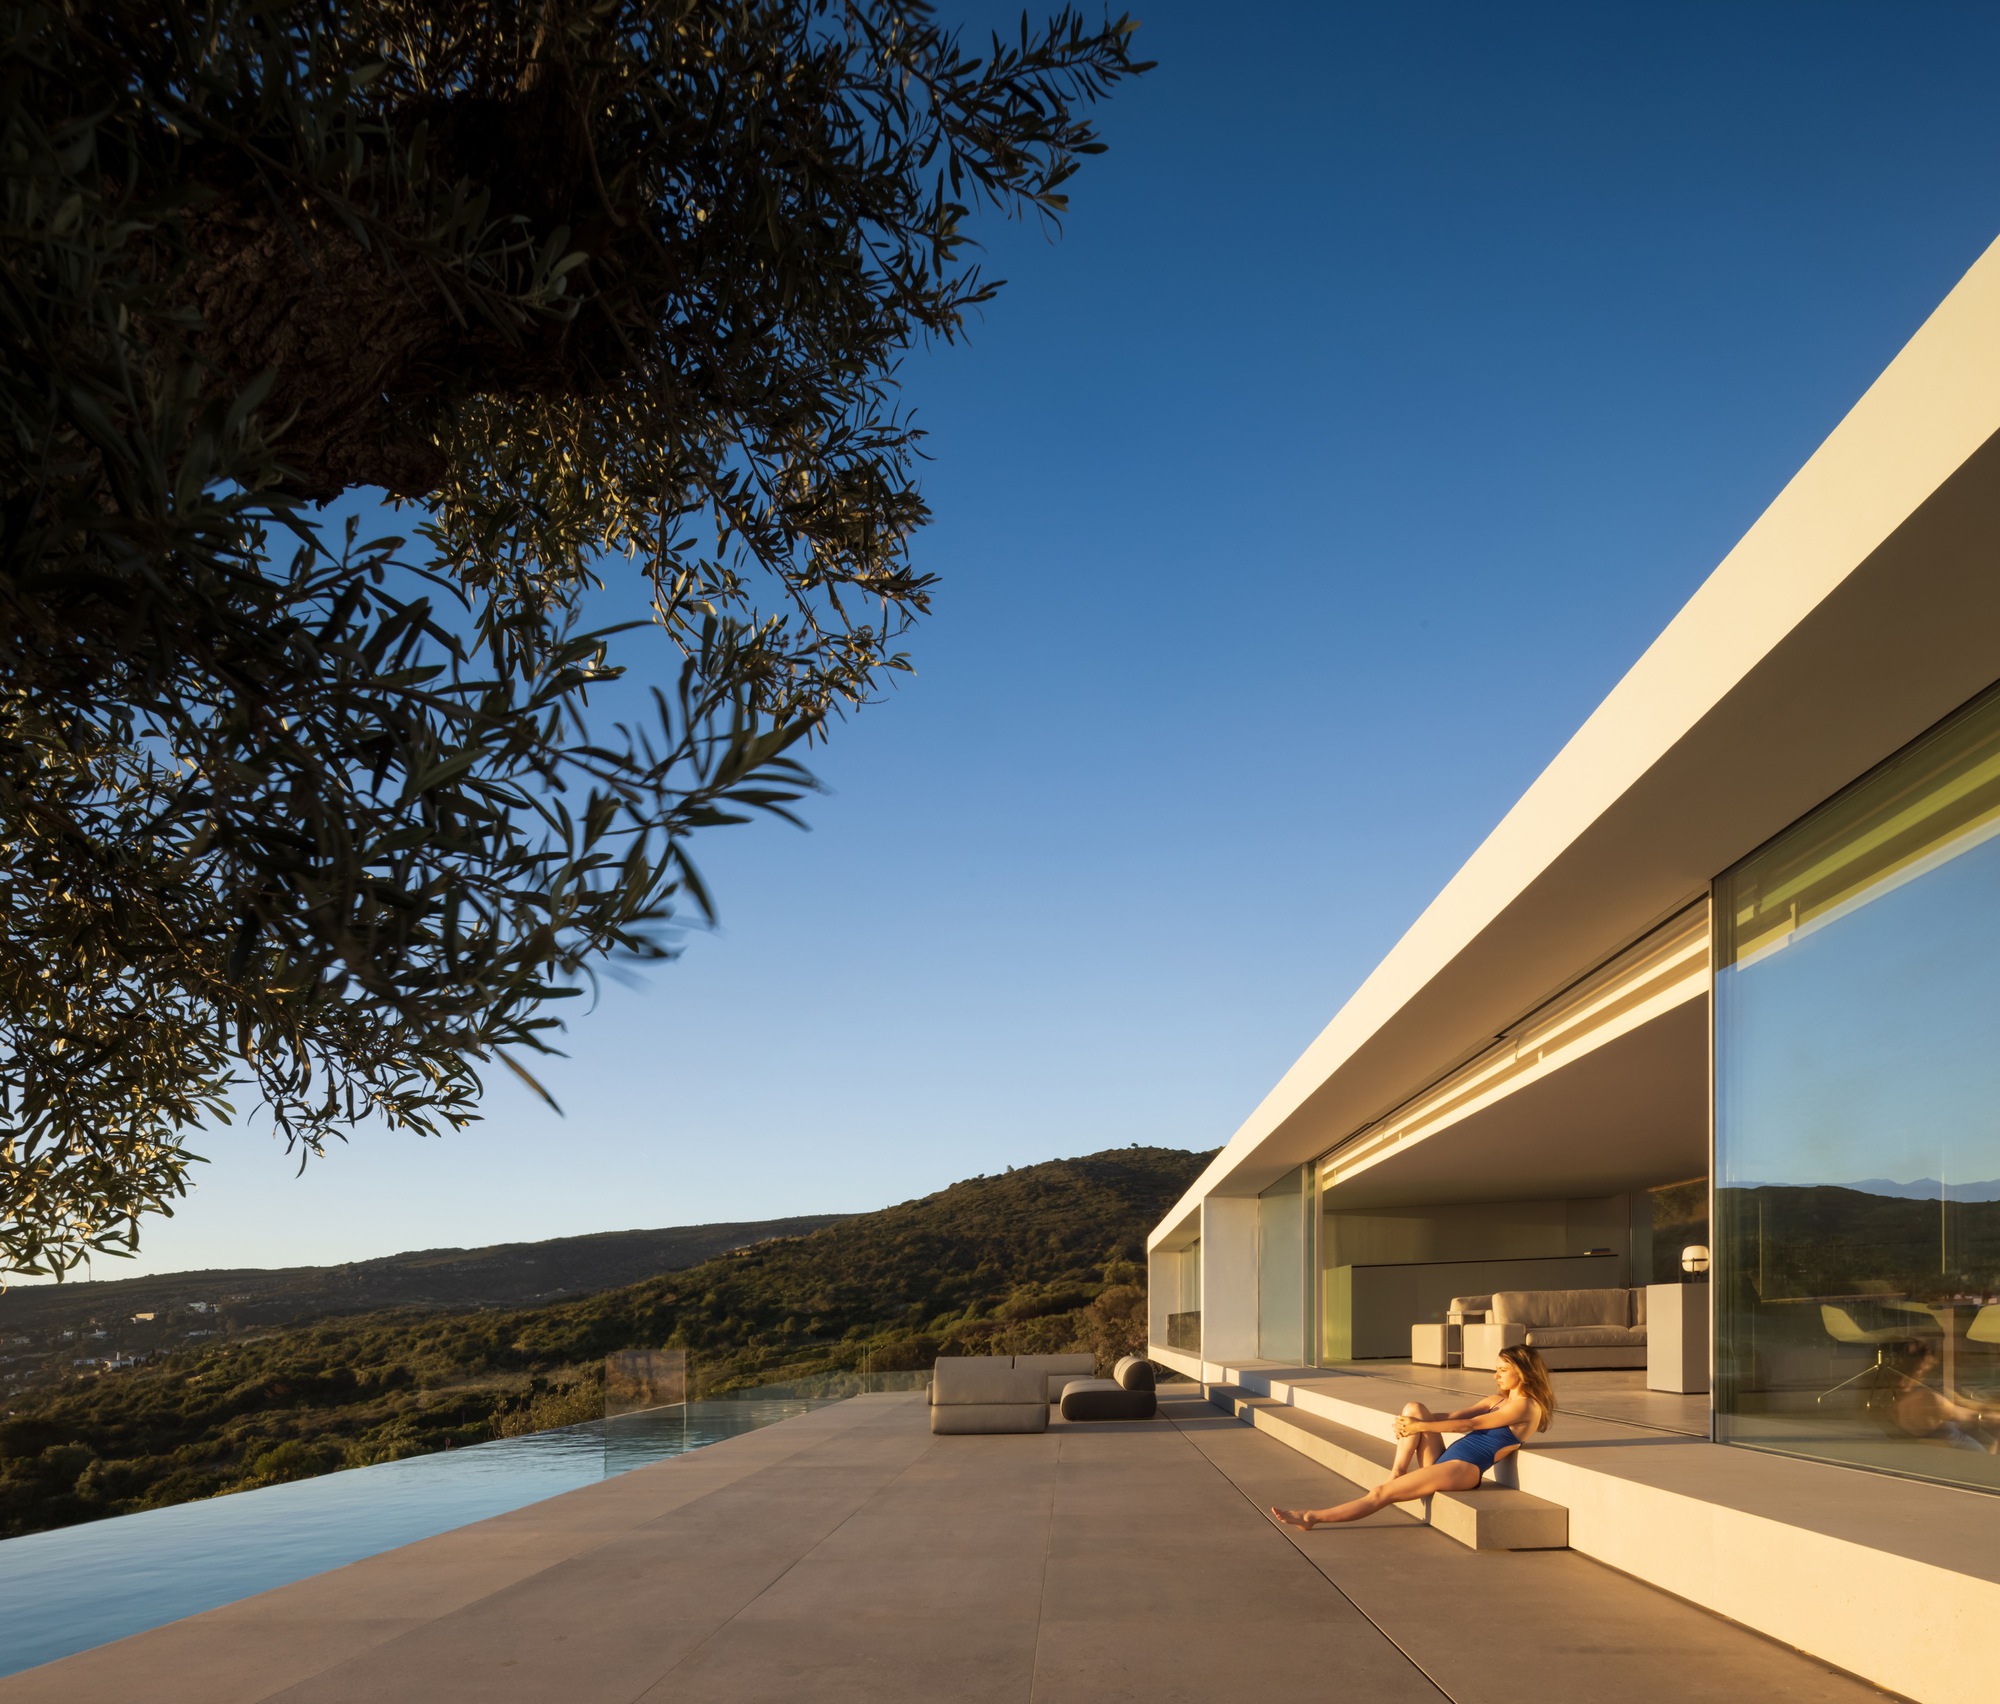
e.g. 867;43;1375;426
1321;998;1708;1210
1151;234;2000;1249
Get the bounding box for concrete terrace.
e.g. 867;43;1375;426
0;1392;1891;1704
1167;1355;2000;1704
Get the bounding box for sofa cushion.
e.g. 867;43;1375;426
1013;1353;1097;1403
1492;1288;1631;1329
1524;1325;1647;1349
931;1357;1043;1405
1632;1287;1647;1327
1058;1379;1157;1422
1113;1355;1156;1393
931;1401;1049;1434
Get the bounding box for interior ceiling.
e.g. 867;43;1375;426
1320;998;1709;1211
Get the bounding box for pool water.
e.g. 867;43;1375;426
0;1397;827;1678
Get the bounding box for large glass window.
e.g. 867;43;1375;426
1715;681;2000;1493
1165;1241;1201;1353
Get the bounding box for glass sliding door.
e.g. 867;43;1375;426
1258;1168;1308;1363
1714;680;2000;1493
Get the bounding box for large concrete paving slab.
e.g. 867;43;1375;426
1169;1402;1894;1704
0;1390;1901;1704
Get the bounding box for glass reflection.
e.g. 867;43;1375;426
1715;681;2000;1493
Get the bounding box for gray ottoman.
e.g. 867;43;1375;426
1057;1355;1158;1421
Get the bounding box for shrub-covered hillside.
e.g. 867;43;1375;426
0;1147;1209;1538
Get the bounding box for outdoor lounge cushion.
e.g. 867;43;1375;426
1113;1355;1156;1392
929;1357;1049;1434
1059;1378;1157;1422
1014;1352;1098;1403
932;1402;1049;1434
1492;1288;1631;1329
930;1357;1045;1406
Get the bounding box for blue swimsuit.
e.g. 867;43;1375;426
1436;1425;1519;1475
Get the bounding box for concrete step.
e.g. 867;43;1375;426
1206;1384;1568;1552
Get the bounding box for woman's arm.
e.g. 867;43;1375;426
1396;1394;1525;1437
1453;1393;1530;1432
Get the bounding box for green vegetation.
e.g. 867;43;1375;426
1719;1185;2000;1302
0;1212;854;1356
0;1147;1205;1538
1647;1178;1709;1285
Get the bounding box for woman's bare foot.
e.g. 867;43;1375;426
1269;1506;1317;1529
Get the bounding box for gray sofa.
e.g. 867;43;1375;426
928;1353;1099;1434
1459;1287;1648;1371
1057;1356;1157;1422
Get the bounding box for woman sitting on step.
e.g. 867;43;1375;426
1270;1345;1556;1530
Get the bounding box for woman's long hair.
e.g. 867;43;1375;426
1499;1345;1557;1431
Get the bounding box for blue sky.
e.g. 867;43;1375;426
58;1;2000;1279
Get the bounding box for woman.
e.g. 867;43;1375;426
1881;1339;1999;1454
1270;1345;1555;1530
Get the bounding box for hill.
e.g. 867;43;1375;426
0;1213;854;1386
0;1147;1209;1539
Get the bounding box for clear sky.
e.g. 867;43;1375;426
45;0;2000;1280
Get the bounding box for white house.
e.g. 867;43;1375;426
1149;234;2000;1704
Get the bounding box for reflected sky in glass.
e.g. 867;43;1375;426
1717;831;2000;1193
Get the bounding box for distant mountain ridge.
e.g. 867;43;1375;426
1842;1177;2000;1202
0;1215;854;1341
1726;1178;2000;1202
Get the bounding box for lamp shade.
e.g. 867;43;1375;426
1681;1244;1711;1276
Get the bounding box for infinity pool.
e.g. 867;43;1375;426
0;1397;826;1679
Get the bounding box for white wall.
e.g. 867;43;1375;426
1199;1196;1259;1367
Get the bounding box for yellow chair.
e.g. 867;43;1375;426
1967;1305;2000;1345
1816;1304;1910;1404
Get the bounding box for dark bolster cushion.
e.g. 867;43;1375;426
1059;1379;1158;1422
1113;1355;1156;1392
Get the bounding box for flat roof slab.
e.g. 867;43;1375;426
0;1392;1893;1704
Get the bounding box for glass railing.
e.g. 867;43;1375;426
599;1348;934;1473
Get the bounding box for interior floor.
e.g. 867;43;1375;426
1317;1358;1710;1436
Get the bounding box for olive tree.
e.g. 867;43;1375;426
0;0;1146;1273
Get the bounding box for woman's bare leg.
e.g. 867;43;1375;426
1388;1401;1436;1477
1272;1459;1477;1529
